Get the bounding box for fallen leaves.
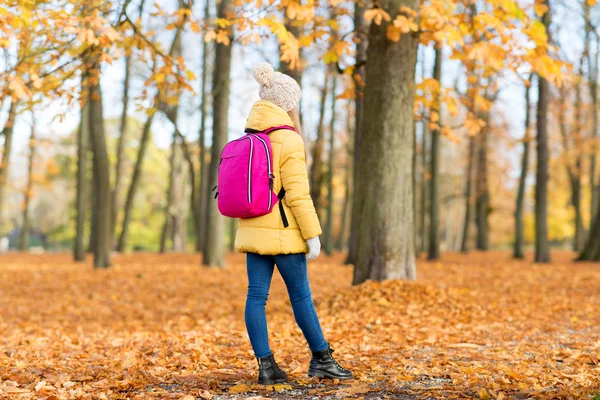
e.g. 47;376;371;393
0;251;599;399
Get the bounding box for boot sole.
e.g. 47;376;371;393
258;378;288;385
308;369;353;380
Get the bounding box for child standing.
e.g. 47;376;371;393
235;63;353;385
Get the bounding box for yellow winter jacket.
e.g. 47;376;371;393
235;101;322;255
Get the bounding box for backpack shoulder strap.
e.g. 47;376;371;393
245;125;297;135
278;188;289;228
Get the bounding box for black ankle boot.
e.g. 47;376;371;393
256;355;288;385
308;347;353;380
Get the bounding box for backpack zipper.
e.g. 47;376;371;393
247;137;254;203
222;136;253;203
250;134;274;211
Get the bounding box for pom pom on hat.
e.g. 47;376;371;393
253;62;275;87
253;62;302;112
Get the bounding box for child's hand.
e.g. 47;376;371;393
307;237;321;261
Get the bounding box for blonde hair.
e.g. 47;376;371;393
287;108;308;162
287;108;304;138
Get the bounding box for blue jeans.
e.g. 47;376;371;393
245;252;329;358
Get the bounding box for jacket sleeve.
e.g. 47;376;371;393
280;132;322;240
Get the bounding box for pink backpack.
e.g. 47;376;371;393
216;125;296;227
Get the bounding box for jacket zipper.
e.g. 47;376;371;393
250;134;274;210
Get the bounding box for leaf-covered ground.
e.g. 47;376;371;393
0;251;599;399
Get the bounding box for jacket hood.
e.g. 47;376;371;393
245;100;294;131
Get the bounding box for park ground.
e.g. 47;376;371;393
0;251;599;399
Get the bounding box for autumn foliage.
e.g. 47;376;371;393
0;252;599;399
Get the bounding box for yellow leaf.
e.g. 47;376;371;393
479;388;491;400
534;3;548;16
386;25;401;42
155;73;166;84
204;30;216;42
186;70;196;81
323;50;338;64
364;8;391;25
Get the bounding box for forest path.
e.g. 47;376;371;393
0;251;598;399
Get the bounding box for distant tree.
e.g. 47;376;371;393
427;45;442;261
203;0;234;267
0;100;18;234
514;77;533;259
19;120;37;251
309;72;330;219
87;50;112;268
323;75;338;255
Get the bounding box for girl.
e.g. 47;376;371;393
235;63;353;385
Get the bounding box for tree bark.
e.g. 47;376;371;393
475;110;490;251
110;54;131;249
323;75;337;255
584;1;600;227
352;0;418;284
535;69;551;263
420;92;429;253
0;100;17;233
336;108;353;251
309;72;330;219
534;2;552;263
280;8;302;84
460;136;476;253
345;0;367;265
578;198;600;260
20;121;36;251
197;0;212;252
514;78;532;259
117;112;155;252
202;0;233;267
427;45;442;260
87;51;112;268
160;132;179;253
559;84;585;251
75;95;90;261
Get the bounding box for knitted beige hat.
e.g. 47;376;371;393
253;62;301;112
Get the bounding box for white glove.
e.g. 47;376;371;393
307;237;321;261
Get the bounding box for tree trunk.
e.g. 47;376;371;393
534;2;552;263
427;45;442;260
20;121;36;251
87;51;112;268
117;113;154;252
280;13;302;85
160;132;178;253
323;75;337;255
117;9;185;253
352;0;418;284
345;0;367;265
585;1;600;227
309;72;330;219
197;0;212;252
420;101;429;253
203;0;233;267
535;69;551;263
460;135;476;253
0;100;17;233
559;83;586;252
578;192;600;260
514;78;532;259
475;111;490;251
75;97;90;261
336;108;353;251
228;218;237;252
110;54;131;248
